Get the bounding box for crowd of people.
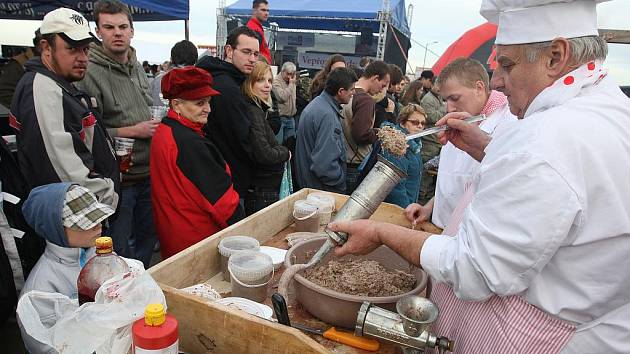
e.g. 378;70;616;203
1;0;629;352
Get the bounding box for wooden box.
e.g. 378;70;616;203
148;188;441;353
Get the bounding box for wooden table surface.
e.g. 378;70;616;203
204;217;441;354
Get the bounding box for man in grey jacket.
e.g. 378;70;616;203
295;68;357;193
77;0;157;268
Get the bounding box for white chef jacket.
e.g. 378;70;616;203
420;63;630;353
432;103;516;229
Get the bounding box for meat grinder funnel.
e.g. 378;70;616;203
396;295;439;337
323;155;407;246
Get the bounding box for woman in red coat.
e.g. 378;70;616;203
150;67;244;259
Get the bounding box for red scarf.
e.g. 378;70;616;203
480;90;508;115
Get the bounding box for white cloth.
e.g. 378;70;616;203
480;0;608;45
432;103;516;229
421;60;630;352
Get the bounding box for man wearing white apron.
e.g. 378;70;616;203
328;0;630;352
405;58;517;229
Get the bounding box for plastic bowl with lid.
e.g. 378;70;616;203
292;199;320;233
306;192;336;225
228;251;274;303
218;236;260;281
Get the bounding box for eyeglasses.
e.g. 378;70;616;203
235;48;260;58
405;119;425;126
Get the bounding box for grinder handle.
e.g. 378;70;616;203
271;293;291;326
323;327;380;352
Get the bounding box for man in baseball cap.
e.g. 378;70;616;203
10;5;120;231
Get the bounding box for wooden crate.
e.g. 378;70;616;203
149;189;442;353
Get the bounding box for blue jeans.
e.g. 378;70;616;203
106;179;157;269
275;116;296;144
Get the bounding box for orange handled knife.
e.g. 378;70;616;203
292;323;380;352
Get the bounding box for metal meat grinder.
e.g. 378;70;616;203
356;295;454;354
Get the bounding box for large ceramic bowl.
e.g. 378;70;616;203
284;236;428;329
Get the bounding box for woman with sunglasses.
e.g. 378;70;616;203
380;104;426;208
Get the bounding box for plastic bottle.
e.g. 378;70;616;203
77;236;130;305
132;303;179;353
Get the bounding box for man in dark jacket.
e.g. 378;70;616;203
296;68;357;193
197;26;260;200
10;8;120;209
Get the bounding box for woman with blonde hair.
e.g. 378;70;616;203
242;61;291;215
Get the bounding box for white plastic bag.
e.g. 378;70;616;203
16;258;165;354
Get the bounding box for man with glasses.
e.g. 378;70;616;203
246;0;271;64
406;58;516;230
197;26;260;202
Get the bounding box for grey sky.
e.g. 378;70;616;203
1;0;628;83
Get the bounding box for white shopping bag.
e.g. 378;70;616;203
16;258;165;354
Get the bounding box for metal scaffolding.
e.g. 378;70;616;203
216;0;227;59
376;0;390;60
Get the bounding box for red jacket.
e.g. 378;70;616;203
150;110;243;259
246;17;272;64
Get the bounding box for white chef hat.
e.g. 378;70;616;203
480;0;609;45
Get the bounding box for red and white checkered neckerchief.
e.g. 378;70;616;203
480;89;508;116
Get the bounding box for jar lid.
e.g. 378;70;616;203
228;251;274;282
144;303;166;326
307;193;336;213
95;236;113;254
293;199;319;215
218;236;260;257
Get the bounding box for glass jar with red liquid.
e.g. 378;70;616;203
77;236;130;305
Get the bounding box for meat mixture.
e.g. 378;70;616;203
302;259;415;297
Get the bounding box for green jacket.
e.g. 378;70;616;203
419;90;446;162
77;44;152;180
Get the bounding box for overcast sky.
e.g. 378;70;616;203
1;0;629;84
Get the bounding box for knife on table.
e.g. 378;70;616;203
271;293;380;352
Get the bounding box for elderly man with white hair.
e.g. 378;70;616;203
326;0;630;352
272;61;298;144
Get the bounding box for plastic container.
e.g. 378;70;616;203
292;200;320;233
218;236;260;281
77;237;130;305
307;193;336;225
132;303;179;353
228;251;274;303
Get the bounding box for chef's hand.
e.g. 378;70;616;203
405;203;432;226
328;220;382;257
436;112;491;162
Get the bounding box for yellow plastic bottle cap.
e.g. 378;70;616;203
144;303;166;326
95;237;113;254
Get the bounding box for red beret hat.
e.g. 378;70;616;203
161;66;220;100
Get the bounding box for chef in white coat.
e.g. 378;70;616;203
405;57;517;230
328;0;630;352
